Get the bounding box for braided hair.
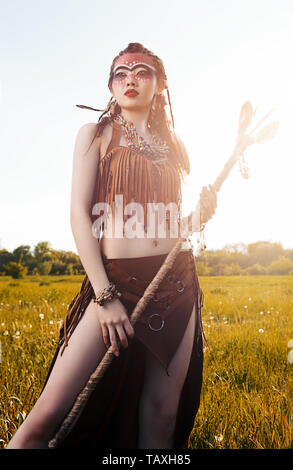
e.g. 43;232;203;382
94;42;190;178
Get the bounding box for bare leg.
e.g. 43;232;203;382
6;300;107;449
138;304;196;449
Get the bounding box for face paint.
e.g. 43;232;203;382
112;67;154;85
113;52;156;73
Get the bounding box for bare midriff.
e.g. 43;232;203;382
100;234;180;259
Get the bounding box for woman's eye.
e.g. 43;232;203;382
114;72;126;79
136;70;151;78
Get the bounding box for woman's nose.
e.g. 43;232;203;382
126;73;137;86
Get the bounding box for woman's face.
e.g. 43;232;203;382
110;64;160;112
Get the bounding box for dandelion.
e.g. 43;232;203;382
258;329;264;333
39;313;44;320
260;311;264;315
215;434;223;442
244;305;248;309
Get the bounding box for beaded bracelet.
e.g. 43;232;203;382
93;281;122;306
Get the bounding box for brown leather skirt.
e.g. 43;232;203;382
40;248;204;449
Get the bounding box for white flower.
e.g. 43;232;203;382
49;320;53;324
288;350;293;364
244;305;248;309
215;434;223;442
287;339;293;349
260;311;263;315
39;313;44;320
258;329;264;333
3;330;9;336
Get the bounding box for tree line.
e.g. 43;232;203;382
0;240;293;278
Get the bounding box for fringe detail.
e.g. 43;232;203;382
95;146;182;234
59;275;95;356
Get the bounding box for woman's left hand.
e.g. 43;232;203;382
199;184;218;225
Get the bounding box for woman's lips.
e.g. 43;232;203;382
124;89;139;97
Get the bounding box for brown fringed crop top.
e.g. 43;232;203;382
93;121;183;237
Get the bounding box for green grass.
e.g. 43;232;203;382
0;275;292;449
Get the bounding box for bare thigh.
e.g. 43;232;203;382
140;302;196;412
23;300;107;438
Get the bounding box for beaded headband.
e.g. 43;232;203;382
113;53;156;73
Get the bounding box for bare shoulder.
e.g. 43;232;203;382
74;122;100;152
73;122;104;162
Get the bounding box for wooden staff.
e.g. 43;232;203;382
48;101;279;448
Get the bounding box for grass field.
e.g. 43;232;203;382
0;274;292;449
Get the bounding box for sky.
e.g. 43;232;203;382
0;0;292;256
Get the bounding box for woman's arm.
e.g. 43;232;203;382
69;123;134;356
69;123;109;295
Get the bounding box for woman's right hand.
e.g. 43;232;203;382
94;298;135;357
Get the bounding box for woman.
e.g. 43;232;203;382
7;42;217;449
